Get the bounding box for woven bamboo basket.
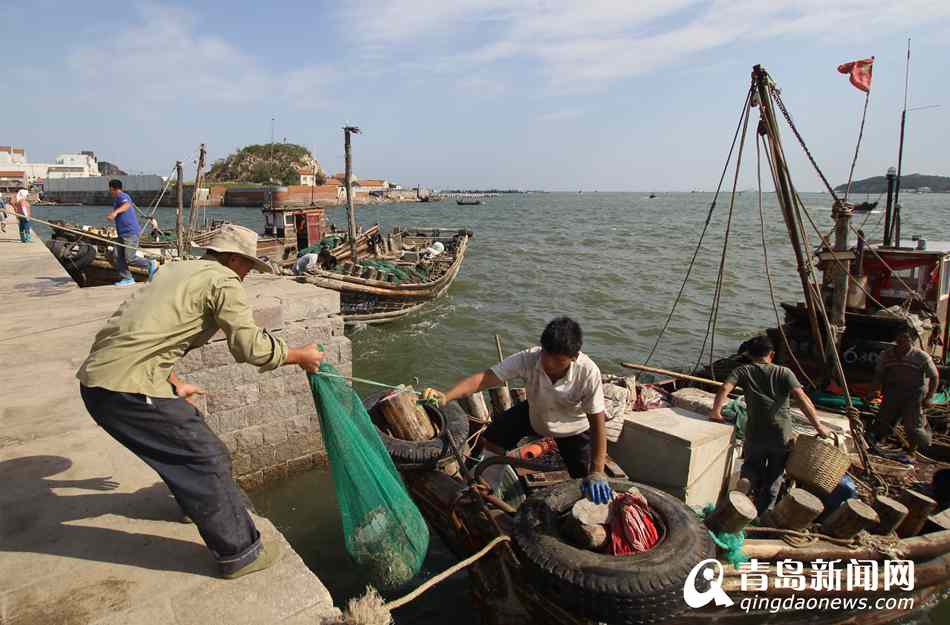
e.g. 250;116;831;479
786;433;851;495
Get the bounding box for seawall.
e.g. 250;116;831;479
0;215;343;624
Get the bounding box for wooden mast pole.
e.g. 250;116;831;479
752;65;827;365
893;39;911;247
175;160;184;257
188;143;206;237
829;203;853;350
343;126;361;263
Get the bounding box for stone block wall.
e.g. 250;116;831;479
175;276;351;490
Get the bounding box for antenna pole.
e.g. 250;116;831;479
343;126;361;262
893;38;911;245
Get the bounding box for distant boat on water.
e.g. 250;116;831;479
457;198;482;206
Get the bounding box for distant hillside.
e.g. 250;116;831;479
98;161;126;176
206;143;323;186
834;173;950;194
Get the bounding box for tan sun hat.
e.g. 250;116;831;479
203;224;273;274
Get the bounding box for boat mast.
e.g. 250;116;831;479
175;160;184;257
752;65;828;365
343;126;361;263
188;143;207;238
892;38;911;246
829;201;853;353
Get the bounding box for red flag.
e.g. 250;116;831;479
837;57;874;92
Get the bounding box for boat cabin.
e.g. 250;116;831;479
852;241;950;363
257;205;327;261
787;240;950;377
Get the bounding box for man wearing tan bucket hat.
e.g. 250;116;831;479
77;224;324;579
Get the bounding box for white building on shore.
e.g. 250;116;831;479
0;146;101;189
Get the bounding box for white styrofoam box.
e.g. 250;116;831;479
607;406;737;509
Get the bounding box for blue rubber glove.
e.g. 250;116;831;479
582;472;613;504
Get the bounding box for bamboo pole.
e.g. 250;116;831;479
495;334;505;362
620;362;741;390
175;160;184;257
188;143;206;236
739;529;950;562
343;126;361;263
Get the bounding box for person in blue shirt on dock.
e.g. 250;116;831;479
107;179;158;286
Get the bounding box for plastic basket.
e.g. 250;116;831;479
786;432;851;495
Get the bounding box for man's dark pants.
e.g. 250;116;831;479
80;385;261;575
741;444;790;516
483;400;591;478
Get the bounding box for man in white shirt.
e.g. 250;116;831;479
423;317;612;503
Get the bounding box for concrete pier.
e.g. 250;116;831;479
0;221;340;624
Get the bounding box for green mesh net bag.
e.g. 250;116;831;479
308;363;430;589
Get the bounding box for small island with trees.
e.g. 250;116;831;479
835;173;950;194
206;143;325;186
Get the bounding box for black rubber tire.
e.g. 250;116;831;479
46;239;95;267
513;480;715;625
65;242;96;270
362;392;470;468
46;238;67;258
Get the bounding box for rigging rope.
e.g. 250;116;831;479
756;134;817;389
847;224;935;313
24;213;162;253
771;88;841;203
789;194;893;314
643;88;753;367
844;91;872;202
760;76;885;490
698;91;753;379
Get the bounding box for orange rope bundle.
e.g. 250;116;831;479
608;490;659;555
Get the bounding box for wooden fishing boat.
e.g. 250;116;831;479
356;64;950;625
295;225;472;324
45;219;223;287
363;376;950;625
675;63;950;395
267;128;473;324
255;204;471;324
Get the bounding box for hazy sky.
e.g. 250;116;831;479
5;1;949;190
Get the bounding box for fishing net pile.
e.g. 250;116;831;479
298;235;344;256
309;363;430;589
356;259;431;283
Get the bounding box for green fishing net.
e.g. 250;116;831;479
299;235;343;257
358;259;412;283
308;363;430;589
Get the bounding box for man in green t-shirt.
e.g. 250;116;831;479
710;335;831;516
